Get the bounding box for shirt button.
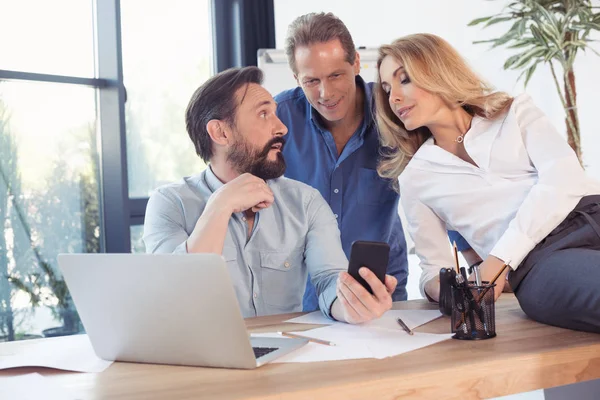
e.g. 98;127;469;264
284;261;290;268
242;216;247;222
253;293;258;298
334;214;338;219
334;189;339;194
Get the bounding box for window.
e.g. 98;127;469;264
0;0;95;77
0;0;217;343
0;81;99;341
130;225;145;254
121;0;212;198
1;0;268;342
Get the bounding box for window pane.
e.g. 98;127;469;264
130;225;145;254
0;0;95;77
0;80;100;341
121;0;212;197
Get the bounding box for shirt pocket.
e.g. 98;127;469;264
260;247;305;310
358;168;397;206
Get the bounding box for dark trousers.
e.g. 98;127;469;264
510;195;600;333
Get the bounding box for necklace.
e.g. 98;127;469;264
455;115;473;144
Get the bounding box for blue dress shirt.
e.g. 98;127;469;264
275;76;409;309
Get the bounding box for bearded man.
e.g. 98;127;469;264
143;67;396;323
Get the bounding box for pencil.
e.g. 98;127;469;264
396;317;414;335
476;259;512;302
278;331;336;346
453;241;460;274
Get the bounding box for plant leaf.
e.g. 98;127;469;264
508;39;538;49
468;16;493;26
512;48;546;69
584;46;600;57
524;63;538;87
491;33;519;48
543;47;562;62
485;16;514;27
473;39;501;45
504;53;523;69
530;25;550;48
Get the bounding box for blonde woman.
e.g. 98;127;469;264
375;33;600;333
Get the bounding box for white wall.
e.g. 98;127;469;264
274;0;600;180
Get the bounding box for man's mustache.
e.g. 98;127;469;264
256;137;286;158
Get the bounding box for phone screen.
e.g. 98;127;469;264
347;240;390;294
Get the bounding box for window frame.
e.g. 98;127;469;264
0;0;274;253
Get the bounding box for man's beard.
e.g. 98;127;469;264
226;135;286;180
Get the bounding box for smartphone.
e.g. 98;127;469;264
347;240;390;294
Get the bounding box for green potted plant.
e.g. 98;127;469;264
469;0;600;164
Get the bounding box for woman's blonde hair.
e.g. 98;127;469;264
374;33;513;191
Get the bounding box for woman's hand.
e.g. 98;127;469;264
424;276;441;302
477;256;510;300
424;256;509;303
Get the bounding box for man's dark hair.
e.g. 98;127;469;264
185;66;264;162
284;12;356;75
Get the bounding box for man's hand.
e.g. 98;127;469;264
211;173;274;214
331;268;397;324
186;173;274;254
478;256;509;300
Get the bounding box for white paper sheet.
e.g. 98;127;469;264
361;310;443;331
284;311;336;325
253;311;451;364
252;332;373;363
289;324;451;359
285;309;443;331
0;334;113;373
0;373;79;400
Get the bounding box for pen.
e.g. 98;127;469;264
278;331;336;346
473;264;483;287
453;241;460;274
396;317;414;335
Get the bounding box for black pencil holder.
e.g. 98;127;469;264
451;282;496;340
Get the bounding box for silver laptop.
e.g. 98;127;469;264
57;253;307;369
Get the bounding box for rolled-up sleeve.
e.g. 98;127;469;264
303;190;348;319
143;189;189;254
489;95;590;268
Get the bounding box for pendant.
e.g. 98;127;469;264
455;135;464;144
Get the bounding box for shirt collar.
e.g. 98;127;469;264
410;115;503;171
203;164;225;193
203;164;280;193
308;75;374;139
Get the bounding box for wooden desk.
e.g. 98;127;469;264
1;294;599;400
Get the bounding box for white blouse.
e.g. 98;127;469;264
398;94;600;297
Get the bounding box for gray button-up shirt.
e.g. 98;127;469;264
143;167;347;318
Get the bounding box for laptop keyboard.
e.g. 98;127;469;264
253;346;279;359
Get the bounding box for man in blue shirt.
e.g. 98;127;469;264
275;13;473;310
